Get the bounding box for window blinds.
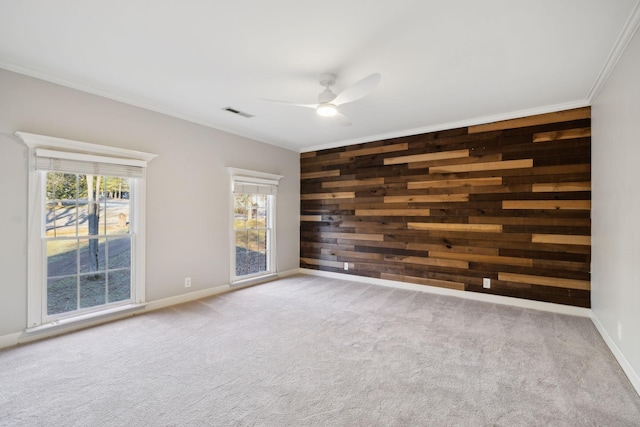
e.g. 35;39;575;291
232;176;278;195
35;148;146;178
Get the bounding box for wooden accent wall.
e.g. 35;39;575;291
300;107;591;307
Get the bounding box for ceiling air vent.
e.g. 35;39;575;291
222;107;254;118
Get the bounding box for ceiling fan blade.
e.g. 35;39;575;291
332;73;381;106
332;112;352;126
261;98;318;109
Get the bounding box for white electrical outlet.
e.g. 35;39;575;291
617;322;622;341
343;262;349;271
483;278;491;289
184;277;192;288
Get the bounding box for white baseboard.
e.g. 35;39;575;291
0;331;23;350
277;268;300;278
145;284;231;311
590;312;640;396
0;269;299;350
299;268;591;317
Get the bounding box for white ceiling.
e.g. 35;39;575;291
1;1;639;152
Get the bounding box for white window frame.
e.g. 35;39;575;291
19;132;157;330
227;167;283;285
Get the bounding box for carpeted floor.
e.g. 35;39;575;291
1;274;639;426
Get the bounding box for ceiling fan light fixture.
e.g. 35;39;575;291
317;103;337;117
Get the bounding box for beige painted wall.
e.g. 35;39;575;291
0;68;300;336
592;27;640;388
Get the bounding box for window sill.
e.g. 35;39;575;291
25;303;147;335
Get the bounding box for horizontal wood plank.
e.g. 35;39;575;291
532;182;591;192
407;222;502;232
408;177;502;189
340;143;409;158
532;234;591;246
384;194;469;203
468;107;590;134
321;232;385;242
388;255;469;269
301;169;340;180
429;251;533;267
300;258;353;269
502;200;591;210
469;216;591;227
533;127;591;143
355;209;431;216
322;178;385;189
499;272;590;291
429;159;533;174
384;149;469;165
300;192;355;200
407;243;499;256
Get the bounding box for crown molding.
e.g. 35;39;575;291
301;99;590;153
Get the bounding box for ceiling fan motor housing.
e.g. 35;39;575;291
319;73;336;88
318;73;337;104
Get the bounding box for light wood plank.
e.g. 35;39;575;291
301;169;340;180
408;222;502;232
322;178;384;189
322;232;385;242
330;250;385;261
300;215;322;222
384;149;469;165
430;159;533;174
314;244;355;253
300;192;355;200
384;194;469;203
499;272;590;291
408;177;502;189
389;255;469;269
533;127;591;142
468;107;590;134
300;258;353;269
469;216;591;227
428;251;533;267
355;209;431;216
340;143;409;158
408;153;503;170
532;234;591;246
406;243;499;256
300;151;316;159
532;182;591;192
502;200;591;210
381;273;465;291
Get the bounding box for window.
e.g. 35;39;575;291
20;132;156;329
45;172;132;315
228;168;282;284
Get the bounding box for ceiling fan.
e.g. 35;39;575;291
264;72;381;126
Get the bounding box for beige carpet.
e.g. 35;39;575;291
1;274;639;426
